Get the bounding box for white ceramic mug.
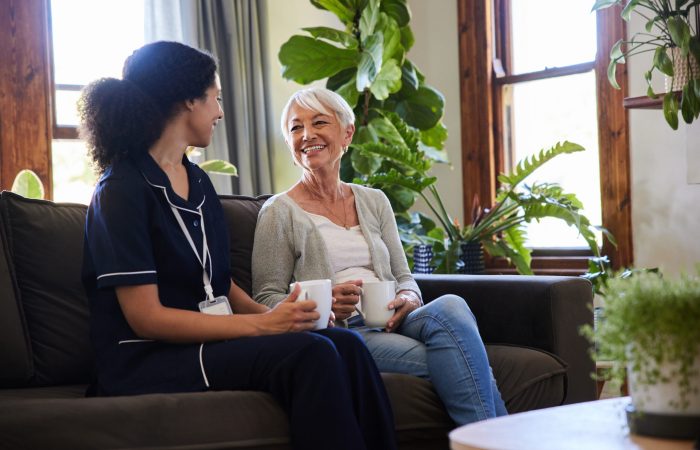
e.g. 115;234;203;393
361;280;396;328
289;279;333;330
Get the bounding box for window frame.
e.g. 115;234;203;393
457;0;633;274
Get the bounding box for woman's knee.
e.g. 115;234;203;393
424;295;478;326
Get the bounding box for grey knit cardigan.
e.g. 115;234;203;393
252;184;421;307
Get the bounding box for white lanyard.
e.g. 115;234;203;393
170;205;215;302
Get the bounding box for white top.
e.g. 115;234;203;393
305;211;380;284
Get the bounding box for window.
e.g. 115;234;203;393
457;0;633;273
50;0;147;203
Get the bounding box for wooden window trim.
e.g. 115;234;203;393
0;0;53;196
457;0;633;274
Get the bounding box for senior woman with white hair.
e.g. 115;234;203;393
252;87;507;425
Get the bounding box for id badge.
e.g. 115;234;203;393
198;296;233;316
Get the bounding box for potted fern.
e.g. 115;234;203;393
399;142;613;274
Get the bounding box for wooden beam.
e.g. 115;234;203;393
596;6;634;269
0;0;53;196
457;0;496;222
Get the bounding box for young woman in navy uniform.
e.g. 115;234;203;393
80;41;396;450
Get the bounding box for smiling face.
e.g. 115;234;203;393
285;102;354;172
186;73;223;148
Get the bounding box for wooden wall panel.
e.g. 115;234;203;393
457;0;496;217
0;0;53;195
596;6;633;269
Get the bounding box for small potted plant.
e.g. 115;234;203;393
582;269;700;439
592;0;700;129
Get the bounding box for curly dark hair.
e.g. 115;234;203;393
78;41;218;174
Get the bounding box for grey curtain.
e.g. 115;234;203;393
145;0;274;196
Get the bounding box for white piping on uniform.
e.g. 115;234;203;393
97;270;156;280
118;339;155;344
142;177;206;213
199;343;210;388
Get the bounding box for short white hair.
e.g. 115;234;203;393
280;87;355;138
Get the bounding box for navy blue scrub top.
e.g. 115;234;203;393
82;153;231;396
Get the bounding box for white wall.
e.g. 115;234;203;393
627;15;700;276
263;0;464;222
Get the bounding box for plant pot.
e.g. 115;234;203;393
666;47;700;92
412;244;435;274
626;350;700;439
457;241;485;274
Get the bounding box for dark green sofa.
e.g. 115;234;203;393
0;191;595;449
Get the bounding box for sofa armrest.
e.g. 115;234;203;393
414;274;595;404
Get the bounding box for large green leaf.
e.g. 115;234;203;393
667;16;691;52
482;238;533;275
381;184;417;212
354;141;430;172
335;74;360;108
279;36;359;84
310;0;356;22
11;169;45;199
199;159;238;176
420;122;448;150
351;143;383;175
497;141;584;193
419;142;449;163
400;25;415;52
392;85;444;130
591;0;620;12
401;60;419;91
663;92;680;129
359;0;380;39
681;84;695;123
302;27;359;49
370;59;402;100
621;0;642;21
653;46;674;77
380;0;410;26
356;33;383;91
367;169;436;193
377;12;402;61
368;115;405;146
381;111;421;152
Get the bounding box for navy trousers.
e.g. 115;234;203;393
203;328;397;450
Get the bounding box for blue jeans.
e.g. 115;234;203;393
352;295;507;425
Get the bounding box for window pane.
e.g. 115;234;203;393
52;140;97;204
51;0;146;85
510;0;596;75
55;89;81;126
509;71;601;248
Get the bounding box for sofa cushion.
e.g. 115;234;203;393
486;344;567;413
0;374;453;450
0;192;92;387
219;194;271;296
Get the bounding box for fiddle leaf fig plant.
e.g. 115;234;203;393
593;0;700;129
279;0;449;215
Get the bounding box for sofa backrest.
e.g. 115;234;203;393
0;191;270;388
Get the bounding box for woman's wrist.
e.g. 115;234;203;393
397;290;421;306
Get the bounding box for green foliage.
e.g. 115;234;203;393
198;160;238;176
581;269;700;410
279;1;611;275
592;0;700;129
11;170;45;199
278;0;448;215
